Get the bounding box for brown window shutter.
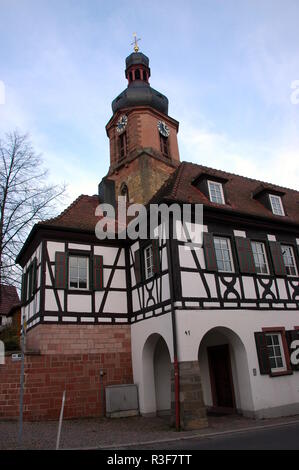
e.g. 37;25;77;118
269;241;286;275
152;239;161;274
55;252;67;289
235;237;255;274
28;264;33;298
254;332;270;375
93;255;104;290
170;239;182;300
285;330;299;371
134;249;142;284
32;258;38;293
21;273;27;303
203;232;218;271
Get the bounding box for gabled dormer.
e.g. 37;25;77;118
192;172;229;205
252;184;286;216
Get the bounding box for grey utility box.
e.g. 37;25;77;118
105;384;139;418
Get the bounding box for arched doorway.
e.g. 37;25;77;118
198;327;253;416
142;333;171;416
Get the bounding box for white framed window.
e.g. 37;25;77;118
269;194;284;216
208;180;225;204
213;237;234;272
69;256;89;289
265;333;287;373
144;245;154;280
281;245;298;276
251;241;269;274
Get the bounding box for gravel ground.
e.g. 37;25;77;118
1;414;299;450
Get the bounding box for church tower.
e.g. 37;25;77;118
103;42;180;205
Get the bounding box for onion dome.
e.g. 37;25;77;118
112;51;168;115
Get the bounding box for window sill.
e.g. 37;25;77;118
270;370;293;378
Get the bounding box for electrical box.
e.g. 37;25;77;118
105;384;139;418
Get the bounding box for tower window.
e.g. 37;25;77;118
160;134;169;158
118;132;127;161
143;70;147;81
129;71;133;82
135;69;141;80
120;183;129;200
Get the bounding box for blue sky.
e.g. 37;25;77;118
1;0;299;204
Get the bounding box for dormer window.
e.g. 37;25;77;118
208;180;225;204
269;194;284;216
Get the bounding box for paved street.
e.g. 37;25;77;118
1;415;299;450
128;422;299;450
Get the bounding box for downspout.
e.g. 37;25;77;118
166;218;180;431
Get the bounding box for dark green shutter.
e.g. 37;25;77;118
134;249;142;284
235;237;256;274
55;252;67;289
254;332;270;375
285;330;299;371
152;239;160;274
93;255;104;290
269;241;286;275
203;232;218;271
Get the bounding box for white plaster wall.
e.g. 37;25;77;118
47;241;65;261
175;308;299;415
154;337;171;412
67;294;91;312
94;245;125;266
22;242;43;322
68;243;91;251
103;292;127;313
131;313;174;414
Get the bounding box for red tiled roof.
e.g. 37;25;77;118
150;162;299;225
39;163;299;233
0;285;20;316
40;194;126;233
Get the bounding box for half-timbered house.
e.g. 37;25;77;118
14;47;299;428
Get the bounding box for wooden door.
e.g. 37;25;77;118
208;344;236;412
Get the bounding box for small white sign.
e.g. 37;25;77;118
11;353;22;361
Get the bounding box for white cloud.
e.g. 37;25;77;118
179;121;299;190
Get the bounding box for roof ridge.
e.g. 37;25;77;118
40;194;95;225
172;162;186;198
183;161;299;193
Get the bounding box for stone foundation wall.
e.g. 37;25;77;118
171;361;208;430
26;324;131;355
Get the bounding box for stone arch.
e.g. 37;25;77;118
141;333;171;416
198;326;254;415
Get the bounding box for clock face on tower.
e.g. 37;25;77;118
157;120;170;137
116;115;128;134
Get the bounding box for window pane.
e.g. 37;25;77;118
69;256;88;289
270;195;284;216
276;357;283;368
214;237;233;272
281;245;297;276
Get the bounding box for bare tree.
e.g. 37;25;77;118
0;130;66;289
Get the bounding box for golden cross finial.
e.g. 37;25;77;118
131;33;141;52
